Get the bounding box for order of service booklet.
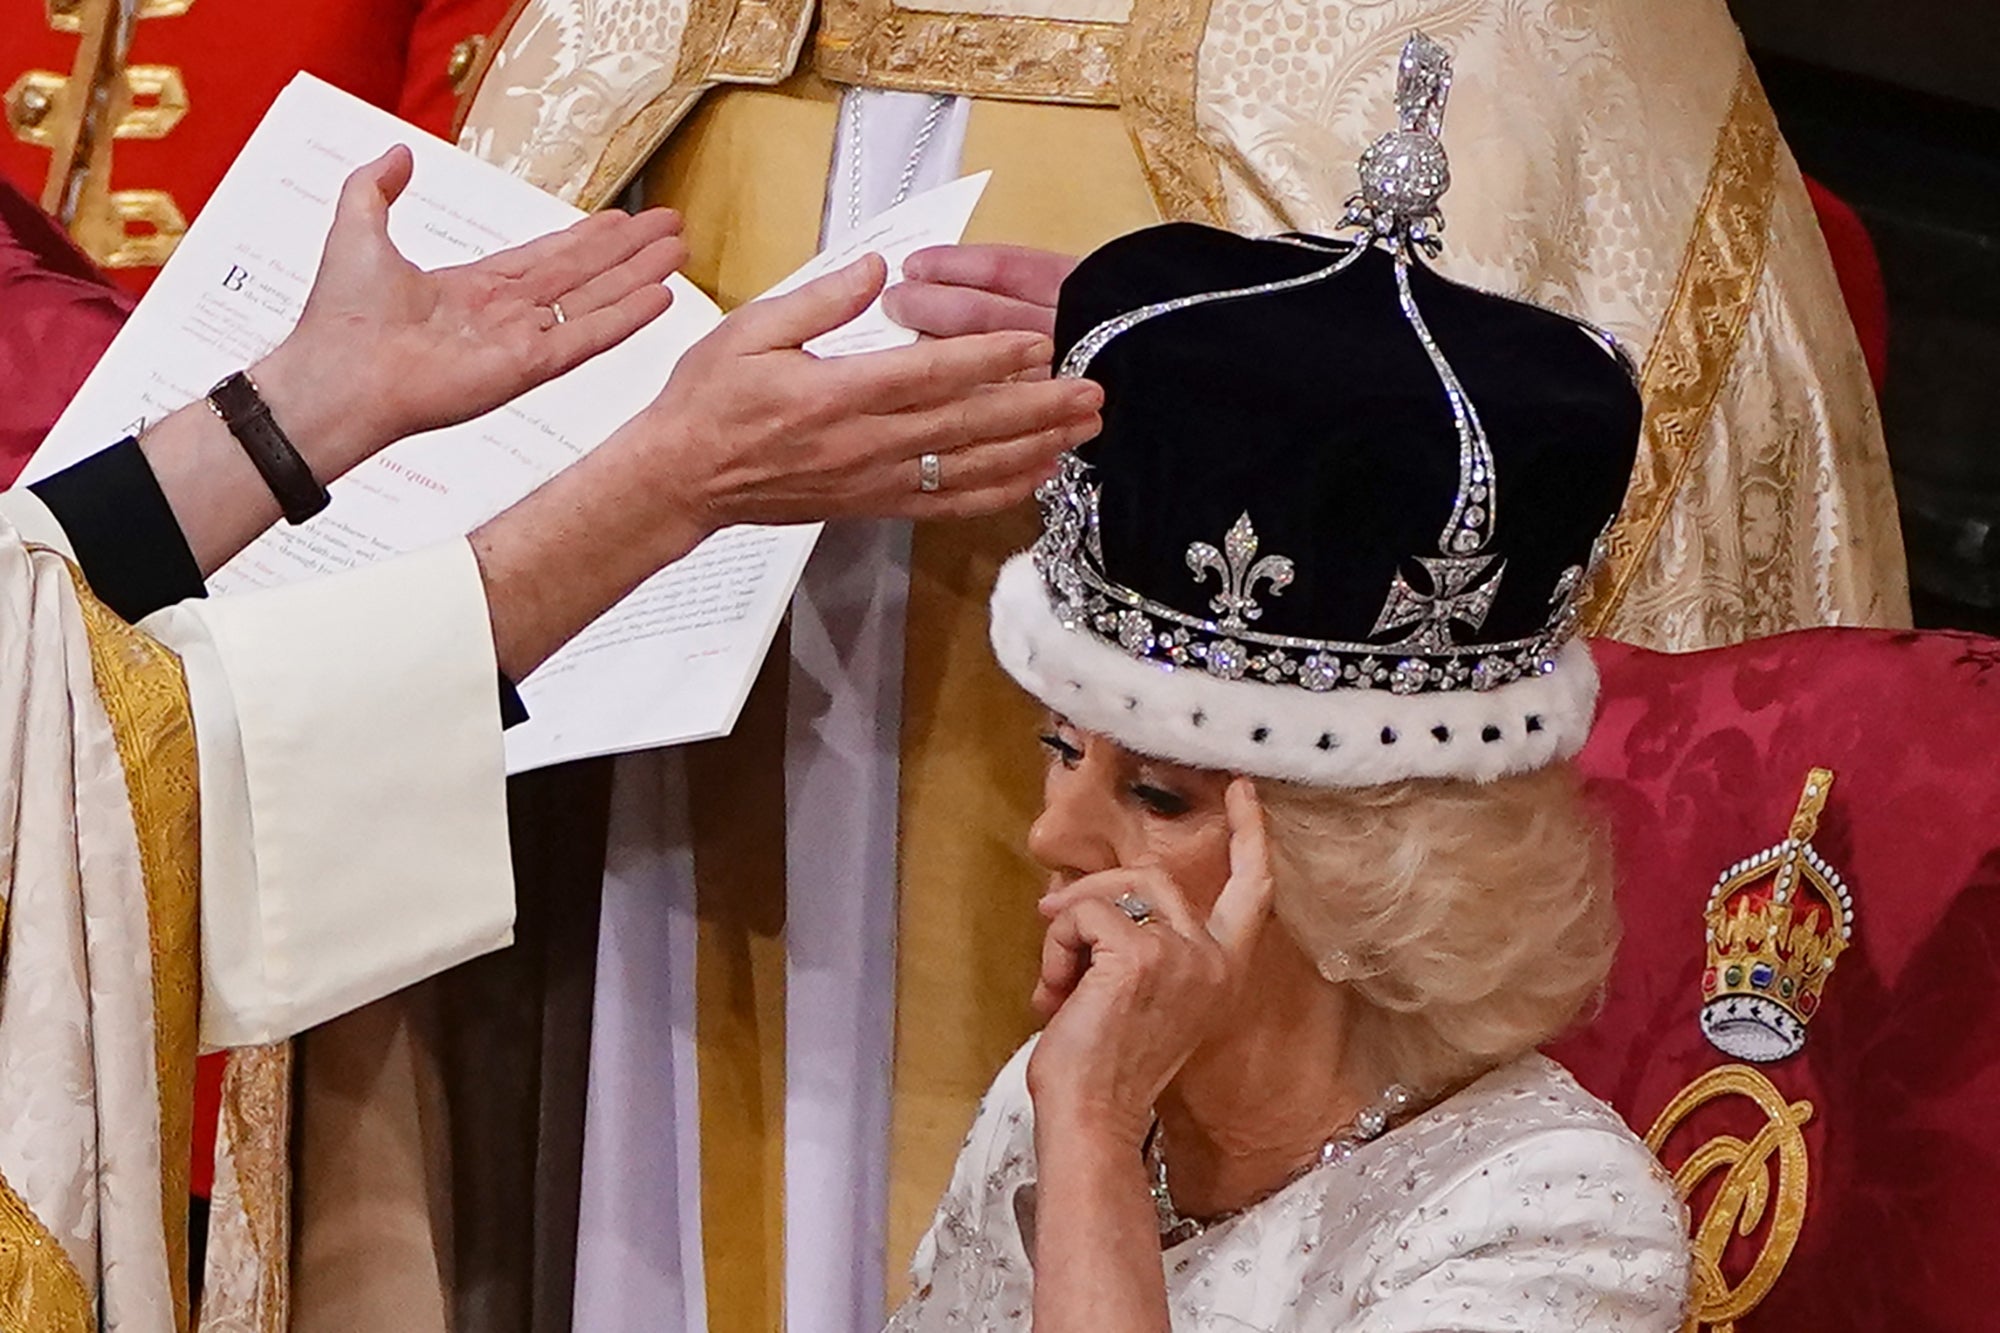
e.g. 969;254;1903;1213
26;75;990;774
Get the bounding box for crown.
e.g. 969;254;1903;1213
1700;768;1854;1063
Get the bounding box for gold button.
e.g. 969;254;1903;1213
10;82;53;130
447;35;485;92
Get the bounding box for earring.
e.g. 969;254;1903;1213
1317;949;1354;983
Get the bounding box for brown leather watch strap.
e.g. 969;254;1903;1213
206;370;331;525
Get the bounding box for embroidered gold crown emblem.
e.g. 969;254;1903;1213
1700;767;1853;1063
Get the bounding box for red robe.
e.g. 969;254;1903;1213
2;0;512;293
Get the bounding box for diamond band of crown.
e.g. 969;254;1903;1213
1033;32;1596;700
1030;455;1591;696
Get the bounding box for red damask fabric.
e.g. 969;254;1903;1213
1554;629;2000;1331
0;181;132;485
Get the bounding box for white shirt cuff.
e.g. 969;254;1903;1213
144;539;515;1048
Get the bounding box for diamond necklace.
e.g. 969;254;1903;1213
1145;1083;1414;1247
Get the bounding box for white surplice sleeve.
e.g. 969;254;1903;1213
0;485;515;1047
141;538;515;1049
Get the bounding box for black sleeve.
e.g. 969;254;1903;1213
26;436;533;729
30;436;203;623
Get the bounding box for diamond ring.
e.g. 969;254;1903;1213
918;452;943;493
1113;892;1155;926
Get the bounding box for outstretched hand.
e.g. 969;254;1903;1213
630;252;1103;531
883;244;1079;374
1024;779;1278;1145
258;145;687;475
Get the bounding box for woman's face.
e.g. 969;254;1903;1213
1028;716;1236;912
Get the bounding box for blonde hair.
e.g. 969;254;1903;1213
1257;762;1616;1098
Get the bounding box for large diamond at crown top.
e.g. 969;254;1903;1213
1358;130;1450;220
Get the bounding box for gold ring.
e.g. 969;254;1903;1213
549;300;568;326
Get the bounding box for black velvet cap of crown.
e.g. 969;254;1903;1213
1047;222;1640;661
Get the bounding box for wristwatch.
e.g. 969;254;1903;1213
205;370;331;525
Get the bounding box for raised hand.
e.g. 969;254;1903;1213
634;252;1103;527
883;244;1079;363
1024;779;1278;1145
257;146;687;478
470;252;1104;682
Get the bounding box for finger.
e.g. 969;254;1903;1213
512;209;686;304
727;255;888;352
899;244;1078;307
328;145;414;243
822;330;1055;413
1207;778;1277;961
1039;870;1202;950
882;281;1058;342
548;233;688;320
869;377;1101;464
1034;918;1092;1017
907;414;1097;496
537;281;677;377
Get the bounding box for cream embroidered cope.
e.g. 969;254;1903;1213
887;1045;1691;1330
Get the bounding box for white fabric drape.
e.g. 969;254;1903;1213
783;90;970;1333
573;749;710;1332
569;90;971;1333
0;489;517;1050
0;510;176;1326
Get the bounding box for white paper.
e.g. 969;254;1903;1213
27;75;990;772
759;170;990;357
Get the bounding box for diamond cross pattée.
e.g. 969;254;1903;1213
1371;554;1506;652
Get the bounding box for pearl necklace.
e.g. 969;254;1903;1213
1145;1084;1414;1247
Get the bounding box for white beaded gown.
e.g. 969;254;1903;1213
885;1041;1690;1331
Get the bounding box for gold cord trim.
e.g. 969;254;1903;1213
1583;60;1779;634
1116;0;1223;224
75;574;201;1333
0;1167;94;1332
1645;1063;1812;1333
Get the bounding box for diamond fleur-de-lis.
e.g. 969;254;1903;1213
1371;554;1506;652
1186;513;1295;631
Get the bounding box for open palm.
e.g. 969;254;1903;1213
284;146;687;458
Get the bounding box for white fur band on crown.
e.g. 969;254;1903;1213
988;555;1598;787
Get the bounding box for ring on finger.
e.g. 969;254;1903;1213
917;451;943;494
1113;892;1156;927
548;299;568;327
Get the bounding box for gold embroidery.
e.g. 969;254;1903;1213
0;1168;93;1332
814;0;1124;105
1116;0;1222;224
712;0;816;81
1583;61;1778;635
1645;1064;1812;1333
575;0;741;208
75;576;201;1333
199;1045;292;1333
7;0;192;268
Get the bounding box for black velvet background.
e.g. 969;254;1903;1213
1051;223;1643;649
